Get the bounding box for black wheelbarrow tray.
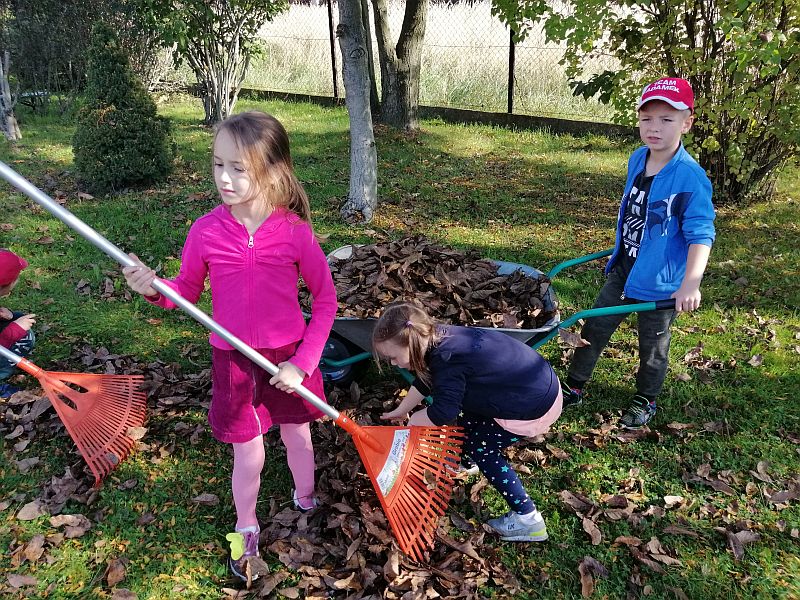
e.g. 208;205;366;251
318;246;675;386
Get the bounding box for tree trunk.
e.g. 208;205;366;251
337;0;379;223
0;51;22;141
371;0;427;130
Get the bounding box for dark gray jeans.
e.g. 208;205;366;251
568;268;677;399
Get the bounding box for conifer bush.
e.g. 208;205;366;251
73;23;174;194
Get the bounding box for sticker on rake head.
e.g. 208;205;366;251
375;429;411;497
106;453;120;465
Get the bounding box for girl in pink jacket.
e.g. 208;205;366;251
123;111;337;582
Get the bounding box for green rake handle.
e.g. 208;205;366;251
0;161;349;426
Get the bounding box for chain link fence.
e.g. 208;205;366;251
247;0;616;123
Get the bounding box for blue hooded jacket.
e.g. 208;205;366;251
607;144;716;301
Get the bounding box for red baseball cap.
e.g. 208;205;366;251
0;249;28;286
637;77;694;112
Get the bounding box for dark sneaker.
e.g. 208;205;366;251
226;528;261;583
561;381;584;407
620;394;656;429
0;382;20;399
293;489;319;512
487;509;548;542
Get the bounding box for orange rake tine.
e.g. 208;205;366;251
0;345;147;487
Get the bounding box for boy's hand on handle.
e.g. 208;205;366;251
671;285;701;313
0;307;12;319
13;313;36;330
122;253;159;297
269;361;306;393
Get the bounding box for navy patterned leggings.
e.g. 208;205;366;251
460;415;535;515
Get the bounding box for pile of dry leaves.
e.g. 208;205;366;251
304;236;558;330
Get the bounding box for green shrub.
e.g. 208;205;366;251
73;23;175;194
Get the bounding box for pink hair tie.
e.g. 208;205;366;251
405;320;413;328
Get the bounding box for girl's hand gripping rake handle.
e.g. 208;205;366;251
0;162;375;448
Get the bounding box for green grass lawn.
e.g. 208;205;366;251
1;96;798;599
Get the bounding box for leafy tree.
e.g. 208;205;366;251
73;23;174;194
370;0;428;130
492;0;800;204
338;0;378;222
1;0;161;109
139;0;287;124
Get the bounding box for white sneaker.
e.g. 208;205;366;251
292;489;318;512
487;510;548;542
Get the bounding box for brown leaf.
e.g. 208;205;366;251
558;328;591;348
545;444;570;460
7;574;38;588
105;557;128;587
613;535;642;546
126;426;147;441
577;556;608;597
747;354;763;367
111;590;138;600
22;535;46;563
191;493;220;506
559;490;595;514
582;517;602;545
17;500;47;521
383;550;400;580
663;495;685;509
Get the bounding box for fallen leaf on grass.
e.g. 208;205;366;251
7;573;38;588
663;495;685;509
126;427;147;441
577;556;608;597
191;493;220;506
105;557;129;587
717;528;761;561
19;534;45;564
662;525;700;538
747;354;763;367
50;514;92;538
111;590;137;600
17;500;46;521
559;328;591;348
582;517;602;545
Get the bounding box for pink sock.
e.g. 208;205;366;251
231;435;264;530
280;422;316;507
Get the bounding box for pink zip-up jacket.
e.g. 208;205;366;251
146;205;337;375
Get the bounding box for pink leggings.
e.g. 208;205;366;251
231;422;315;530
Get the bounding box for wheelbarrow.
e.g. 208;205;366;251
318;246;675;387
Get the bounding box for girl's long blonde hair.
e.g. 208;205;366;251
213;111;312;223
372;302;441;385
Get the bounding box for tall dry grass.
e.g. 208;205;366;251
249;1;616;122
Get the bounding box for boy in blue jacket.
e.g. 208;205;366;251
562;77;715;428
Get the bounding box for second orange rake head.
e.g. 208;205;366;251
0;345;147;487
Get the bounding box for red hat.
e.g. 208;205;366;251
0;249;28;286
637;77;694;112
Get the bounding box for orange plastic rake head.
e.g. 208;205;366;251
335;416;466;561
10;353;147;487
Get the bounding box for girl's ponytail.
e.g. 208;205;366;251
372;303;439;386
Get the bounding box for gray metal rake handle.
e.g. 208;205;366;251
0;161;341;422
0;344;24;365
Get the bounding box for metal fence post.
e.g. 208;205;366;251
507;27;515;114
327;0;339;99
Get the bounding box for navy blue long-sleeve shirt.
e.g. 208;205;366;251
413;325;558;426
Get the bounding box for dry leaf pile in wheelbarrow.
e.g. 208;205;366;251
306;236;557;330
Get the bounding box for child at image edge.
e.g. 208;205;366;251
561;77;716;428
122;111;337;581
373;302;563;542
0;249;37;398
